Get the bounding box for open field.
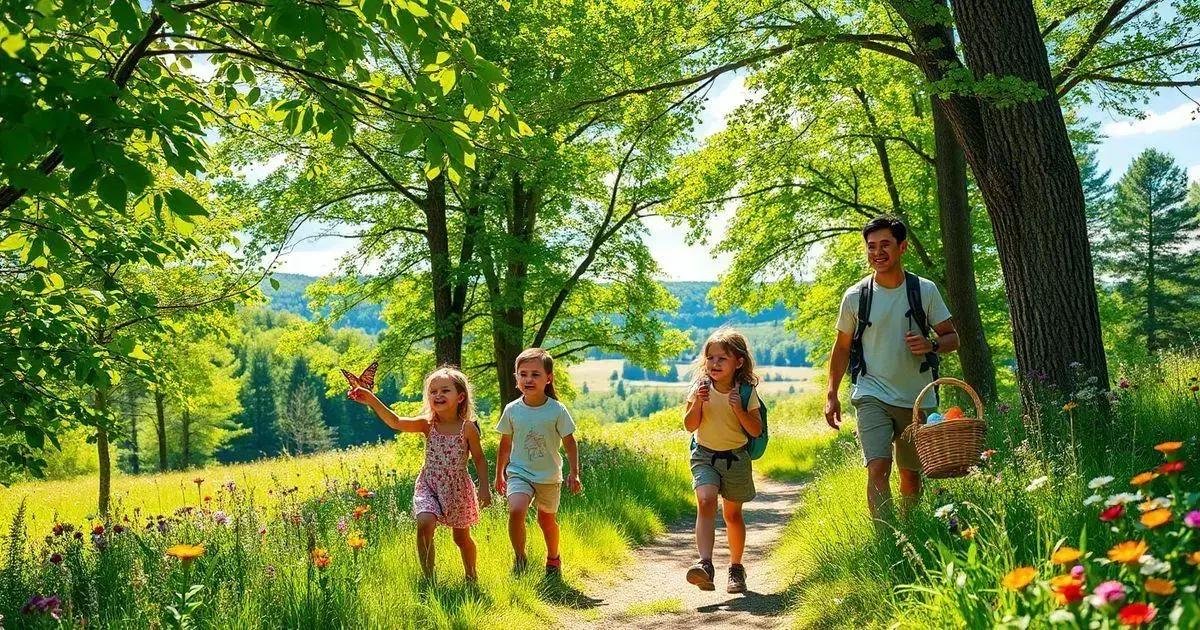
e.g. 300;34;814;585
569;359;819;396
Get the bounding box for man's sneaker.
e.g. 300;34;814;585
686;559;716;591
545;555;562;576
727;564;747;594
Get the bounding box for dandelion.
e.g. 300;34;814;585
1026;476;1049;492
165;544;206;567
1002;566;1037;590
311;547;332;570
1155;460;1184;475
1088;476;1115;489
1144;578;1175;596
1116;602;1156;626
1184;511;1200;528
1084;494;1104;506
1050;574;1085;605
1051;546;1082;565
1130;472;1158;487
1154;441;1183;454
1107;541;1148;565
1091;581;1127;607
961;527;978;540
1140;509;1171;529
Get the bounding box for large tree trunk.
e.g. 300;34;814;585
155;391;168;471
931;98;997;403
96;389;111;515
425;175;465;368
482;174;539;403
897;0;1109;401
125;385;140;474
181;408;191;470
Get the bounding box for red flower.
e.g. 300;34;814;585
92;524;105;536
1100;504;1126;522
1117;602;1156;626
1156;460;1185;475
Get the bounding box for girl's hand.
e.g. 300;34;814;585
728;386;742;410
566;473;582;495
477;485;492;508
696;380;711;403
348;387;376;406
493;473;507;496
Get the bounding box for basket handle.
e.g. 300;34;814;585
912;377;985;425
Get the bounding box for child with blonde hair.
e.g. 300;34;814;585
683;328;763;594
350;366;491;582
494;348;581;576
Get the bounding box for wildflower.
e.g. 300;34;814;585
1184;511;1200;528
1107;493;1140;506
112;524;125;534
203;495;212;503
265;565;276;579
352;505;371;520
1118;377;1130;389
20;594;62;620
258;526;267;536
1192;385;1199;393
1051;546;1082;565
1107;541;1148;565
1138;497;1171;512
92;524;105;536
1063;401;1078;412
1091;581;1127;607
356;487;374;499
193;477;204;486
336;517;349;535
1048;609;1076;624
1188;551;1200;565
48;553;63;565
1084;494;1104;506
213;511;230;527
1156;460;1184;475
998;403;1011;414
165;544;206;566
1070;565;1085;579
980;449;996;462
311;547;332;570
1026;476;1049;492
1116;602;1156;626
1069;361;1083;369
1050;574;1085;605
961;527;978;540
348;533;367;550
52;523;64;536
1002;566;1038;590
1139;556;1169;576
1140;509;1171;529
1130;472;1158;487
72;532;82;541
1154;441;1183;454
1089;476;1115;489
1144;578;1175;596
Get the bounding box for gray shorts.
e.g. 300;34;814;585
853;396;923;472
507;475;562;514
690;442;756;503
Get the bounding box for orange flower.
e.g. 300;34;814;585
1107;540;1148;565
1187;551;1200;565
311;547;332;569
1140;509;1172;529
1051;546;1082;565
1002;566;1037;590
1144;578;1176;596
1050;575;1085;605
1154;442;1183;454
356;487;372;498
961;527;978;540
347;533;367;550
1063;401;1079;412
352;505;371;520
1131;471;1159;487
166;544;206;566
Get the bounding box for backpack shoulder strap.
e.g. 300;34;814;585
854;277;873;337
738;382;752;411
905;272;929;336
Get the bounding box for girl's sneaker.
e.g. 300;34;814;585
545;555;562;576
727;564;747;593
686;559;715;591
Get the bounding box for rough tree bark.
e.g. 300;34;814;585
96;388;111;515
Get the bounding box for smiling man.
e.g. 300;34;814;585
824;217;959;521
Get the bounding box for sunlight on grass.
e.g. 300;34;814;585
622;597;684;618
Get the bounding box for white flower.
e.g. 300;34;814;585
1141;497;1172;510
1106;492;1141;506
1088;476;1115;489
1083;494;1104;506
1139;555;1169;575
1026;476;1049;492
1048;609;1076;625
934;503;956;519
955;572;967;588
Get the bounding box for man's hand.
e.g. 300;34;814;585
566;472;582;495
905;332;933;356
824;391;842;430
493;472;507;496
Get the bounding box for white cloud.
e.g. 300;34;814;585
1102;104;1199;138
1188;164;1200;185
273;244;354;277
644;206;735;281
696;74;751;140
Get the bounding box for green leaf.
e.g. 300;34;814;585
0;128;33;163
247;86;261;104
362;0;382;19
517;120;533;136
163;188;209;218
24;428;44;449
449;7;469;30
270;277;280;290
46;272;64;290
398;126;424;153
406;1;430;18
68;163;99;196
225;63;239;84
439;68;457;95
111;0;140;34
424;164;442;180
128;344;152;361
1;34;26;57
0;233;27;251
97;174;127;210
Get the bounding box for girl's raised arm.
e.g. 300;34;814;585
349;388;428;433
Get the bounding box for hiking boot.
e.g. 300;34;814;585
545;555;562;577
686;559;715;591
727;564;747;594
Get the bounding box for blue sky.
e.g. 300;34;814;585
275;75;1200;282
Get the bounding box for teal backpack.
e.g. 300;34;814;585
739;383;769;460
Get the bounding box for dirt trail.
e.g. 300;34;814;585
559;476;803;629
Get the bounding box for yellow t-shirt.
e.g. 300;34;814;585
689;383;762;451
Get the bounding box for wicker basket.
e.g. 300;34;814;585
905;377;987;479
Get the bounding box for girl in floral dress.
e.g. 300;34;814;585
350;366;491;582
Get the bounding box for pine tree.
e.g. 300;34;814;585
615;380;626;399
276;384;336;455
220;352;280;461
1104;149;1200;351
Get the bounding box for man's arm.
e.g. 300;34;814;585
825;330;852;429
932;319;959;353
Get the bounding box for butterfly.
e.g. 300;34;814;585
341;361;379;391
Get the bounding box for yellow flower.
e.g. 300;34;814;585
347;533;367;550
1063;401;1079;412
1107;540;1148;565
1131;471;1159;487
1154;441;1183;454
1144;578;1176;596
1187;551;1200;566
311;547;332;570
1051;546;1082;565
165;544;206;566
1002;566;1038;590
961;527;978;540
1140;509;1172;529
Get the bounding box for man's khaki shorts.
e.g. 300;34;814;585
507;475;562;514
853;396;923;472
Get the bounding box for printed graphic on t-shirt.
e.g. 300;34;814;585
523;429;547;461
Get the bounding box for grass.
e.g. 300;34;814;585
621;597;685;617
568;359;818;395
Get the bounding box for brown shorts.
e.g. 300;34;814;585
853;397;923;472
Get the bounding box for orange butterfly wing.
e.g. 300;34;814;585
358;361;379;390
340;368;362;390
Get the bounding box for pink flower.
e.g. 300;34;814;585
1070;565;1084;579
1185;511;1200;528
1091;581;1126;607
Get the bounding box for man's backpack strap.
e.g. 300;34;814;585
848;277;873;384
904;272;940;383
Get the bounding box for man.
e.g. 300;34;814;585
825;217;959;520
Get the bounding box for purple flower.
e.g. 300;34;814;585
336;517;349;536
213;511;230;527
1090;581;1126;607
21;594;62;620
1185;511;1200;528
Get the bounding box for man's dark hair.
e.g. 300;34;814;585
862;216;907;243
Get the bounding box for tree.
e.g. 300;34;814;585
1103;150;1200;351
276;384;335;455
220;352;280;462
615;380;627;399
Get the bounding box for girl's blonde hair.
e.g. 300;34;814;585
514;348;558;400
691;328;759;388
421;366;477;424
